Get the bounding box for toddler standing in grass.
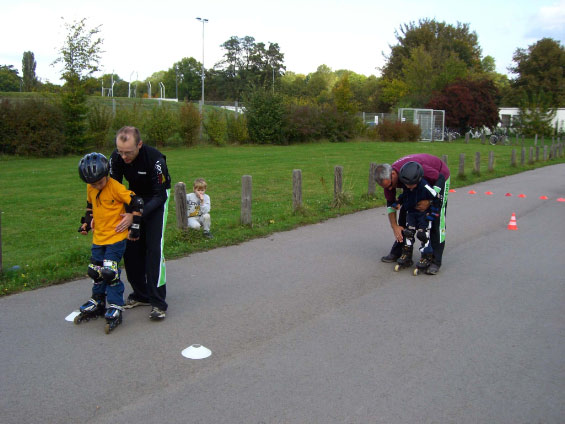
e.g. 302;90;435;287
186;178;212;238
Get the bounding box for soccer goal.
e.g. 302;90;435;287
398;108;445;141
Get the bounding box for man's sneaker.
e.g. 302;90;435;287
123;296;150;309
149;306;166;320
203;230;213;239
425;263;440;275
381;253;399;263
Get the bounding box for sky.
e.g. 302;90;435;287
1;0;564;85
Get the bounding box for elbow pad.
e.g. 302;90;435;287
127;195;144;214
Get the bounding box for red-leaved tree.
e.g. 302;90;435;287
426;78;500;131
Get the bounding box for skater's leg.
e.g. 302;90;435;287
144;197;169;313
123;231;150;303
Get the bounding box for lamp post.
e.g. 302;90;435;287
196;17;208;113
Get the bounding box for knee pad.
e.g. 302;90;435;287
101;260;119;284
403;227;415;240
417;229;429;243
87;261;103;282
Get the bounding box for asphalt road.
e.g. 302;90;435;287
1;164;564;424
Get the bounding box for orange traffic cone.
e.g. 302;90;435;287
507;213;518;230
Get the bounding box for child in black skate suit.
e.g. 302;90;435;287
75;153;143;333
394;161;439;272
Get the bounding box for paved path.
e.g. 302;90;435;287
1;164;564;424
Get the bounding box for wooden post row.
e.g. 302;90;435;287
241;175;252;226
174;182;188;230
334;166;343;199
292;169;302;211
488;151;494;171
458;153;465;177
368;162;377;196
474;152;480;174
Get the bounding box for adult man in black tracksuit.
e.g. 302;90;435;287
109;126;172;320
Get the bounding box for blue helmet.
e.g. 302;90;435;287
398;161;423;186
78;153;109;183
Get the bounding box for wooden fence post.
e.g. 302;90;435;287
458;153;465;177
529;147;534;164
441;154;448;165
481;132;486;145
511;149;517;167
174;182;188;230
488;151;494;171
368;162;377;196
334;166;343;200
292;169;302;211
534;134;538;146
0;209;2;273
536;146;540;161
241;175;252;226
474;152;481;175
465;132;469;144
543;145;548;161
520;147;525;166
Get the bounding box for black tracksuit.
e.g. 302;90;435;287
109;145;171;311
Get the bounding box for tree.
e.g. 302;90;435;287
52;18;104;152
382;19;482;80
22;51;38;92
509;38;564;107
0;65;21;92
516;90;556;136
380;19;483;109
216;36;286;100
426;78;499;131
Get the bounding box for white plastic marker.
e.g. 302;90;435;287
182;344;212;359
65;311;80;322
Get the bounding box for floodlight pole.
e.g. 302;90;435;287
196;17;208;113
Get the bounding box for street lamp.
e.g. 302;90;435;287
196;17;208;113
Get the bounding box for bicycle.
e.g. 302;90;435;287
489;131;509;146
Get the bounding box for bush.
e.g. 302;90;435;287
282;104;324;143
0;98;66;156
319;106;360;142
86;104;113;149
245;89;285;144
226;112;249;144
204;108;227;146
143;104;178;146
376;120;420;142
179;101;201;146
111;101;146;136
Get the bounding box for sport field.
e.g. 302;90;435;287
1;138;563;295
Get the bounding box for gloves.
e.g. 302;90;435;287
78;211;93;233
128;215;141;240
426;206;439;221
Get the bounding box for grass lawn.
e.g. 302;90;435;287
1;137;563;295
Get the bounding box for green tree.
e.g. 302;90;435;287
509;38;565;107
382;19;482;80
516;90;556;136
0;65;21;92
245;88;285;144
52;18;104;152
22;51;37;91
332;73;357;114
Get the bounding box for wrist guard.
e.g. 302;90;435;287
427;206;439;221
129;214;142;239
78;210;93;233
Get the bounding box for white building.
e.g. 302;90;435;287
499;107;565;132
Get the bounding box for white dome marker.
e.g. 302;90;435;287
182;344;212;359
66;310;81;322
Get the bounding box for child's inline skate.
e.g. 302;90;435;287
394;243;414;271
74;294;106;324
104;304;123;334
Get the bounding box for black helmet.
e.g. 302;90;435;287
398;161;424;186
78;153;109;183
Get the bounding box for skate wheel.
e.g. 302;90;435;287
413;268;420;276
104;323;111;334
73;315;82;325
394;264;401;272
